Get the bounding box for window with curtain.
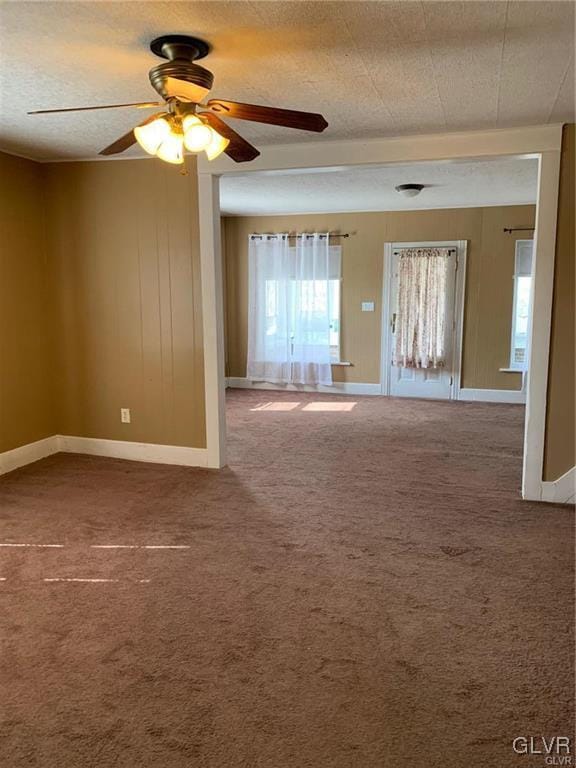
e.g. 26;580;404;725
509;240;533;371
393;247;451;369
247;233;342;386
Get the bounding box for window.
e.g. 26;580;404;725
509;240;533;371
265;277;341;361
248;235;342;386
328;278;341;360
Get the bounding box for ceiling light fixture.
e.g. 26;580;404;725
182;114;213;151
156;125;185;165
29;35;328;164
134;110;230;164
395;183;425;198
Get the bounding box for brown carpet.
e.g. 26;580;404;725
0;390;573;767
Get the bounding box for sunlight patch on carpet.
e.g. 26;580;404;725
250;401;301;411
302;402;357;411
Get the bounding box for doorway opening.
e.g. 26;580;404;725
198;126;562;500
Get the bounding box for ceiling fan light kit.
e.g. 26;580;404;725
28;34;329;166
133;114;171;155
133;109;230;164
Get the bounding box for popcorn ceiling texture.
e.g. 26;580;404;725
0;390;573;767
1;1;574;160
220;157;538;215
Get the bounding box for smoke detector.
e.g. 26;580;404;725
395;183;425;198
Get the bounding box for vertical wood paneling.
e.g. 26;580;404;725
544;124;575;480
0;152;58;452
45;158;206;449
223;205;535;389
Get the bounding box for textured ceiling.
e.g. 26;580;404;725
0;1;574;161
220;156;539;215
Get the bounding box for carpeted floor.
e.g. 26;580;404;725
0;390;573;767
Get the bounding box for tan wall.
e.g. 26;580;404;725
544;124;575;481
0;152;58;452
224;205;535;389
44;158;206;449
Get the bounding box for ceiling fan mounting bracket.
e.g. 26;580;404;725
150;35;211;62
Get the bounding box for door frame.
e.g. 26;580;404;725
196;124;561;502
380;240;467;398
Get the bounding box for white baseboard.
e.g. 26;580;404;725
226;377;381;396
0;435;208;476
458;388;526;404
540;466;576;504
0;435;60;476
58;436;208;468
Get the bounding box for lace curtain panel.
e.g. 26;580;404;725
393;248;451;369
246;233;341;386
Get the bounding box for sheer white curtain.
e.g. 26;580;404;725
393;248;451;368
247;234;292;383
291;233;335;385
247;233;339;385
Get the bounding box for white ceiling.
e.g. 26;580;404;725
0;1;573;162
219;156;539;215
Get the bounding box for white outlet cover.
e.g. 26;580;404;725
361;302;375;312
121;408;131;424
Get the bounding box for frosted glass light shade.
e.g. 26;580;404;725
183;121;213;152
205;130;230;161
134;117;171;155
156;130;184;165
182;114;202;131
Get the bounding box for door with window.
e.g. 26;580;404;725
387;243;461;400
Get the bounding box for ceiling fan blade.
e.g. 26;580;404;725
199;112;260;163
205;99;328;132
99;130;138;157
28;101;161;115
99;112;165;156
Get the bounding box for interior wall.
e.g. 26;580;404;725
44;158;206;449
223;205;535;390
0;152;58;452
544;124;575;481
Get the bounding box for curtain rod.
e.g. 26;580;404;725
503;227;535;234
249;232;350;240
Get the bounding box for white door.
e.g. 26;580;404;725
388;246;458;400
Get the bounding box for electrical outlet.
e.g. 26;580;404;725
120;408;131;424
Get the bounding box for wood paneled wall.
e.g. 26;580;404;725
223;205;535;390
0;153;58;452
44;158;206;449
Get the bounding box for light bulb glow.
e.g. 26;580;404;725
182;114;202;131
205;130;230;161
134;116;171;155
156;129;184;165
183;122;213;152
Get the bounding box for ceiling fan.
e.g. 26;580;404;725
28;35;329;165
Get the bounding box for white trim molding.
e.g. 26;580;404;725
0;436;60;476
58;436;208;468
226;377;381;396
0;436;209;477
198;174;227;469
199;125;561;176
457;388;526;404
522;149;562;500
540;467;576;505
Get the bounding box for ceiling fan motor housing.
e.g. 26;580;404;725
149;35;214;103
149;60;214;102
